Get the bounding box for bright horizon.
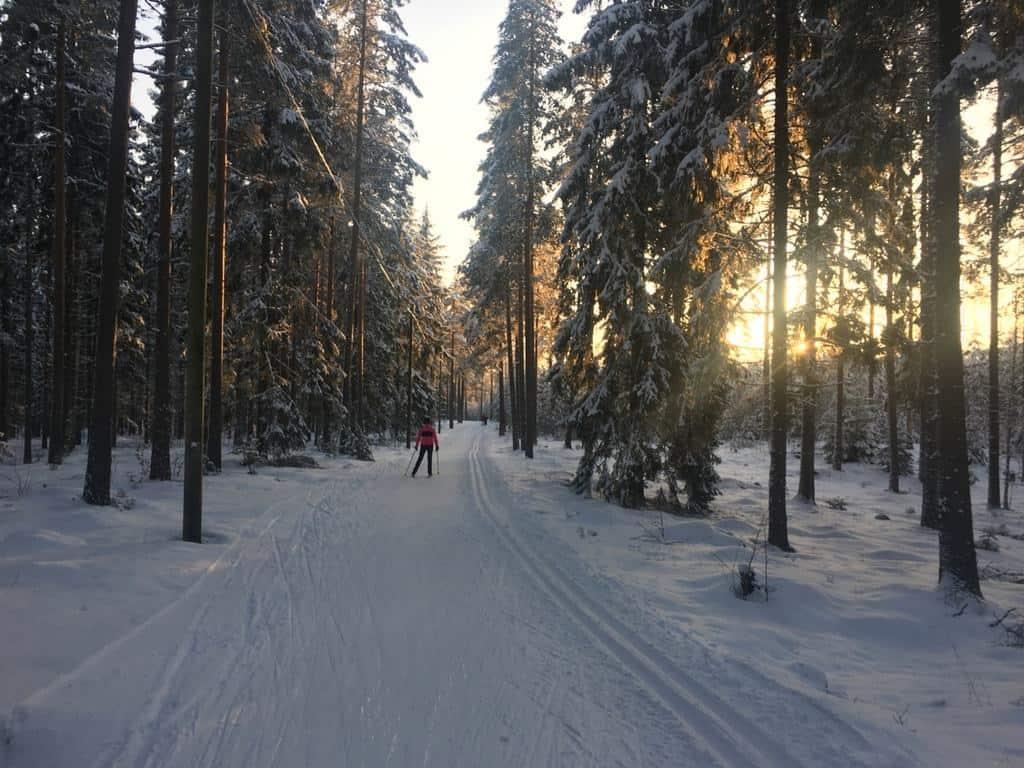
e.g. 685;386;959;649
401;0;586;285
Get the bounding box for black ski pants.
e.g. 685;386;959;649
412;445;433;476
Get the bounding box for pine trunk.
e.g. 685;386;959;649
886;267;900;492
498;359;506;436
406;311;413;449
833;237;845;471
70;227;82;446
516;279;526;450
150;0;177;479
22;213;33;465
932;0;980;596
868;299;876;400
505;288;518;449
523;27;537;460
207;27;229;471
988;83;1002;508
919;92;940;527
347;0;369;431
0;256;7;439
435;358;442;432
768;0;792;551
763;212;772;440
1004;321;1016;510
798;131;820;503
83;0;137;503
48;20;67;465
449;327;455;430
183;0;215;542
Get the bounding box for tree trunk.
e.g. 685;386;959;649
48;20;68;465
83;0;137;502
150;0;177;480
449;326;455;430
988;81;1002;508
523;24;537;460
435;358;442;432
41;263;51;453
498;359;506;436
183;0;215;542
798;117;821;503
919;88;940;526
867;299;876;400
207;26;229;471
406;311;413;449
458;374;464;423
347;0;369;431
0;254;7;439
764;210;772;440
1004;319;1016;510
932;0;980;596
69;222;82;447
22;213;33;465
505;288;518;449
886;266;900;492
833;233;845;471
254;193;272;442
516;278;526;451
768;0;792;551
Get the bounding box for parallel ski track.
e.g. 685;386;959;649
467;433;801;768
91;478;342;768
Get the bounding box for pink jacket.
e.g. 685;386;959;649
416;424;439;448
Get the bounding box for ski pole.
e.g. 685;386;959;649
404;448;417;476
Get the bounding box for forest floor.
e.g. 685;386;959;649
1;424;1022;767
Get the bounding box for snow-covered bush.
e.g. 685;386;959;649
336;425;374;462
256;385;311;459
733;563;758;599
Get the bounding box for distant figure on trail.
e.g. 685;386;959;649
412;417;438;477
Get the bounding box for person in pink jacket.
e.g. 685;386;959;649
411;417;439;477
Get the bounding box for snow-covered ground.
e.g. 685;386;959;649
1;426;1021;767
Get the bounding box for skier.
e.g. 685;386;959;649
411;417;439;477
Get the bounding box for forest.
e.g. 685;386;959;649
1;0;1022;606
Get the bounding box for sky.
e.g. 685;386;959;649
400;0;587;284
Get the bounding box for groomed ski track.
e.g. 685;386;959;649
4;426;910;768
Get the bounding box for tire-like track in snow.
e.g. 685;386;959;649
467;432;800;768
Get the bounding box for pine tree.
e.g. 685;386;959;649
461;0;563;459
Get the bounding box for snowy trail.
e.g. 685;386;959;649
5;426;903;767
467;436;792;767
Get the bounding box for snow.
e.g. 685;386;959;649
494;440;1024;768
2;428;1022;766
